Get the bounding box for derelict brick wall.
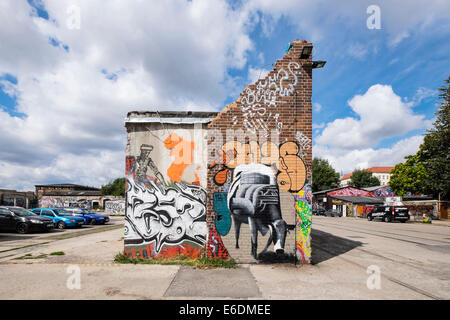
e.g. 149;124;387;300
206;40;313;263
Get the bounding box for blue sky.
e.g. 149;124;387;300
0;0;449;190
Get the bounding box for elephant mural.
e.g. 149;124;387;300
226;163;287;259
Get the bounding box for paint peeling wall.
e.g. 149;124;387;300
206;40;313;263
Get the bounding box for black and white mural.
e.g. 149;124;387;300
226;163;287;259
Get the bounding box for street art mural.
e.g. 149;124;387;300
124;141;208;259
208;139;310;262
206;40;313;263
124;40;313;264
209;135;312;263
328;187;371;197
292;185;312;263
39;197;92;208
105;200;125;215
227;164;288;259
213;193;232;236
370;186;395;197
207;227;230;260
356;205;376;218
209;140;306;193
164;133;197;184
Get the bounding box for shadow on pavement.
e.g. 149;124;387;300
0;234;38;241
311;229;363;265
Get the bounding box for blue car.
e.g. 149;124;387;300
54;207;92;225
31;208;85;229
60;207;110;225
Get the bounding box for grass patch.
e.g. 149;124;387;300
14;253;48;260
114;252;237;269
50;251;65;256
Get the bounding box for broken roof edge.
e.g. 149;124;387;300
125;110;219;124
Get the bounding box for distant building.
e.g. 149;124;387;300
0;189;37;209
35;183;122;209
340;166;394;187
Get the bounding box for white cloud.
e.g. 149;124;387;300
410;87;437;106
312;83;432;174
312;122;325;130
0;151;123;191
347;42;369;59
316;84;426;149
313;102;322;113
244;0;450;46
0;0;254;190
248;66;270;83
1;0;447;191
313;135;424;174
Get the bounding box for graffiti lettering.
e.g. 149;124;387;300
210;140;306;192
105;200;125;215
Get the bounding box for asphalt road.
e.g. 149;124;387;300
0;215;124;259
0;215;449;299
311;216;450;299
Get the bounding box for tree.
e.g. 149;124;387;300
417;76;450;199
389;155;429;197
101;178;125;197
312;157;340;192
349;169;380;188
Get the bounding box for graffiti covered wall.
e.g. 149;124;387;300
207;40;313;263
370;186;395;197
124;116;214;259
328;187;371;197
104;200;125;215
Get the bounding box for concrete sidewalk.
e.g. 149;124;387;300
0;228;431;300
1;217;448;300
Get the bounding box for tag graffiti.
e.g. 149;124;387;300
210;140;306;193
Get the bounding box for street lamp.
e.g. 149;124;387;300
312;61;327;69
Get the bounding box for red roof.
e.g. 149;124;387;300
340;166;394;180
340;173;352;180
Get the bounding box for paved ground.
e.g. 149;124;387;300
0;216;449;299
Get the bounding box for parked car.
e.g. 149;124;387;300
60;207;110;225
367;206;409;223
312;208;325;216
0;206;55;234
31;208;85;229
54;207;92;225
325;209;342;217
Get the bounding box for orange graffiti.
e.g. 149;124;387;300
211;140;306;192
164;133;195;183
277;142;306;192
193;166;201;186
125;242;203;259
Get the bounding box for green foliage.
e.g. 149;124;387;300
312;157;340;192
390;155;429;197
114;252;237;269
50;251;65;256
417;76;450;199
390;76;449;200
14;253;48;260
349;169;380;188
101;178;125;197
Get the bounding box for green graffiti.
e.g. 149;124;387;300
296;200;312;237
